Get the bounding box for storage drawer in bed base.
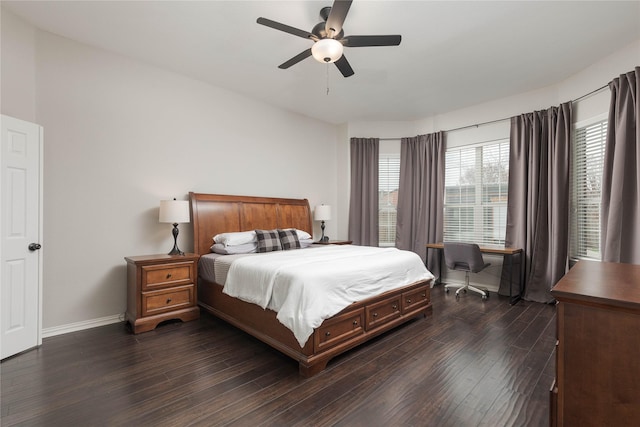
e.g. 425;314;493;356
198;278;433;377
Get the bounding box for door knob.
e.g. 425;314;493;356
28;243;42;251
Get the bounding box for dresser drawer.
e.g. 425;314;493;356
402;285;430;313
142;262;194;290
550;378;558;427
315;309;364;351
365;295;402;330
142;285;195;316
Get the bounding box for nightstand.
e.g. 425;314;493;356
314;240;353;245
124;253;200;333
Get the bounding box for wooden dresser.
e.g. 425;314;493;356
550;260;640;426
125;253;200;333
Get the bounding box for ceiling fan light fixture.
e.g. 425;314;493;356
311;38;344;63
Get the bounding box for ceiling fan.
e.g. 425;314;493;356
257;0;401;78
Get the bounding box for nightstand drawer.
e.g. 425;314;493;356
365;295;401;330
142;285;195;316
142;262;194;290
402;285;430;313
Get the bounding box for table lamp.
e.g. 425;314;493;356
159;198;190;255
314;204;331;243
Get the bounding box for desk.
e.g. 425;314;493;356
426;243;523;305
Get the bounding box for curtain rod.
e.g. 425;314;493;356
377;82;611;141
571;83;608;103
378;116;510;140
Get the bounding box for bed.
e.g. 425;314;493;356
189;192;434;377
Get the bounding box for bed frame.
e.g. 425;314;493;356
189;192;433;377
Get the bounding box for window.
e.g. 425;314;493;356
444;140;509;246
379;153;400;247
570;118;606;260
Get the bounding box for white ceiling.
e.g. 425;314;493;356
4;1;640;124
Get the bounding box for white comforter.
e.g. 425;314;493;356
222;245;434;347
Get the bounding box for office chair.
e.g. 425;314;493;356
443;242;491;300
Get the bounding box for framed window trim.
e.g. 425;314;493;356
444;138;510;247
570;113;607;262
379;151;400;247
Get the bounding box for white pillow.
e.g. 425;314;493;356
211;242;258;255
213;230;257;247
299;238;314;248
296;229;312;240
213;229;310;247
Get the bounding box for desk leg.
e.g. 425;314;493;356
438;248;443;285
429;248;443;285
427;248;443;285
520;253;525;300
509;252;522;305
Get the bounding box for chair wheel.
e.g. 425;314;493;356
455;293;460;300
445;288;450;293
482;295;488;301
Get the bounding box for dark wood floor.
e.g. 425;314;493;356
1;285;556;427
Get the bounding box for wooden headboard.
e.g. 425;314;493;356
189;192;313;256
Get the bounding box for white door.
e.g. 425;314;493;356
1;115;43;359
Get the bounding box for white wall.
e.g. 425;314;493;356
1;7;37;122
2;8;340;332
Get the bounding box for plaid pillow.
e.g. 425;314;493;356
255;229;282;253
278;228;301;250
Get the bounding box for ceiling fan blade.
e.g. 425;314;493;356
278;49;313;69
343;35;402;47
325;0;353;38
334;55;354;77
257;17;315;40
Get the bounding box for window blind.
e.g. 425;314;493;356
570;119;606;260
379;154;400;247
444;140;509;246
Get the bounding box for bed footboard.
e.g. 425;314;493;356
198;277;432;377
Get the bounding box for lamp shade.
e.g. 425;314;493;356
314;205;332;221
159;199;190;224
311;38;344;63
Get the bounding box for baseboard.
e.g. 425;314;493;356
42;314;124;338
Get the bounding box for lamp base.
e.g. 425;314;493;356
168;223;185;256
319;220;329;243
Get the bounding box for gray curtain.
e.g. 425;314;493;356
348;138;379;246
500;103;572;303
396;132;445;278
601;67;640;264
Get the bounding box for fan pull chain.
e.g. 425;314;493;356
326;63;330;95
